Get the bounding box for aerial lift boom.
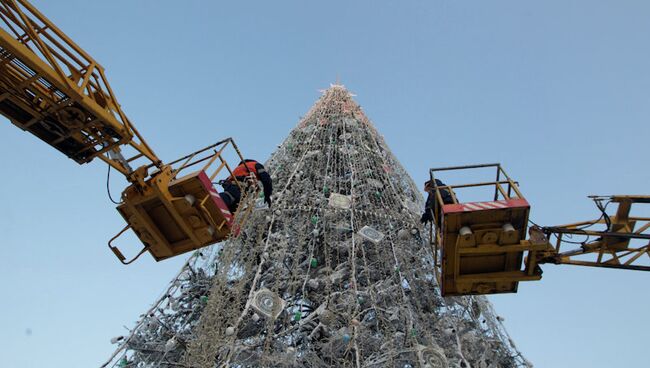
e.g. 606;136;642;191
0;0;258;264
426;163;649;296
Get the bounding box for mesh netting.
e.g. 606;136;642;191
103;85;531;368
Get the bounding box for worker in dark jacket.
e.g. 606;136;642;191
220;159;273;213
421;179;454;225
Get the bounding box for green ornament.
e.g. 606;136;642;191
294;311;302;321
311;216;319;225
357;297;365;305
200;295;209;303
411;328;417;337
310;258;318;268
394;266;400;273
287;143;294;150
118;357;128;367
374;191;382;198
323;186;330;194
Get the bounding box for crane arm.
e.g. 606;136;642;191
533;195;650;272
0;0;160;181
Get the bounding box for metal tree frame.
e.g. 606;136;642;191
104;86;532;368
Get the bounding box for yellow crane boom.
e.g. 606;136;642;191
0;0;158;177
535;195;650;271
0;0;258;264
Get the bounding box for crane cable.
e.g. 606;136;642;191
528;197;613;246
106;164;122;205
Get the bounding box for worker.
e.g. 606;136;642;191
220;159;273;213
420;179;454;225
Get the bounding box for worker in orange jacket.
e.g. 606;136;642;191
219;159;273;213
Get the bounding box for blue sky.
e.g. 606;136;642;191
1;1;649;367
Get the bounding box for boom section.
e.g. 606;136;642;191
538;195;650;272
0;0;158;175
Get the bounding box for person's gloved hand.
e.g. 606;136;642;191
420;211;432;224
265;196;272;208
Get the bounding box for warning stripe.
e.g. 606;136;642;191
475;202;493;209
463;203;482;211
207;188;233;219
463;201;509;211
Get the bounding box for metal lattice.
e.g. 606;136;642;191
104;85;531;368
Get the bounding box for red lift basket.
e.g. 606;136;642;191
428;164;545;296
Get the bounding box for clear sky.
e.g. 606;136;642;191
1;1;649;367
